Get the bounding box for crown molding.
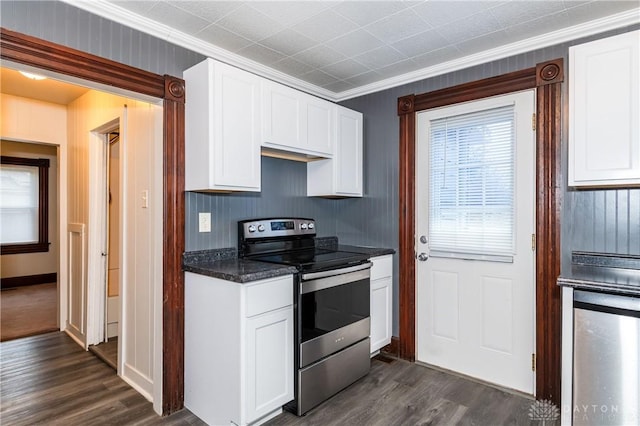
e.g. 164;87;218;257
336;8;639;101
62;1;638;103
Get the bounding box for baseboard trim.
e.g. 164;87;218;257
1;273;57;289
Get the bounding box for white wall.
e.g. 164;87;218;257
66;90;163;409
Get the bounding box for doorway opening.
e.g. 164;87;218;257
0;140;59;342
88;129;121;370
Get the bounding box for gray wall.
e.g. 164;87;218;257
0;0;204;77
186;157;339;250
339;24;640;334
4;1;639;336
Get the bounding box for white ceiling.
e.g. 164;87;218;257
0;67;89;105
55;1;640;100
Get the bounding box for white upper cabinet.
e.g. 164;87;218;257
261;80;334;158
184;58;261;192
184;58;364;195
307;105;363;197
569;30;640;187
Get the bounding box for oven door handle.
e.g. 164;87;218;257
301;262;372;281
301;262;372;294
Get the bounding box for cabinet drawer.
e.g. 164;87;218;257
246;276;293;317
370;255;392;281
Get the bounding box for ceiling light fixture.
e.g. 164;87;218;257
19;71;47;81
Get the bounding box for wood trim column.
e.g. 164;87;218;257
397;58;564;404
163;75;186;414
1;27;186;415
534;59;563;404
397;95;416;361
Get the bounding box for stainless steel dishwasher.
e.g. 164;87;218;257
573;290;640;426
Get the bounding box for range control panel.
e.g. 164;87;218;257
239;218;316;239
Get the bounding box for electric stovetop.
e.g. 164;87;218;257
249;248;370;273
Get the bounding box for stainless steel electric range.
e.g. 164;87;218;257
238;218;372;416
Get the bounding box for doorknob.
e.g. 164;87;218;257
418;252;429;261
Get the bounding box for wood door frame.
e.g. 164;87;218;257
0;27;186;415
397;59;563;404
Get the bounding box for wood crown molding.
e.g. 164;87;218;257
397;60;563;404
1;26;186;415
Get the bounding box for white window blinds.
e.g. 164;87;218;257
428;104;515;258
0;164;39;244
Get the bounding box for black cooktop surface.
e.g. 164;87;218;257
249;248;370;272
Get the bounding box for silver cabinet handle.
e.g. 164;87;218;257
418;253;428;261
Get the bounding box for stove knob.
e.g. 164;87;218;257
248;225;256;233
300;223;308;230
257;224;266;232
307;222;315;230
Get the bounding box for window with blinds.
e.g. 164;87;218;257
0;156;50;255
428;104;515;260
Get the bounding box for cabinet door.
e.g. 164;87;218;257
214;62;262;190
569;30;640;186
262;81;303;150
306;97;334;156
307;106;363;197
245;307;293;423
335;106;363;196
370;278;392;354
370;255;392;354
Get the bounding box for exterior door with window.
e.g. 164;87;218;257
415;90;536;394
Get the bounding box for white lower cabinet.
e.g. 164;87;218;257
369;255;393;355
185;272;293;426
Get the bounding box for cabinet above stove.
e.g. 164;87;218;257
184;58;363;197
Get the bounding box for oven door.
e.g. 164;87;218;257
299;262;371;367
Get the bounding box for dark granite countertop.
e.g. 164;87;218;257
182;240;395;283
337;244;396;257
314;237;395;257
557;252;640;297
183;249;297;283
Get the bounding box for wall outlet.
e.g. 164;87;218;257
198;212;211;233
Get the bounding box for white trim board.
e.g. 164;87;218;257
62;1;639;102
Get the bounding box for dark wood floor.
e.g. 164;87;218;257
0;332;205;425
1;283;57;341
1;332;554;425
89;337;118;370
266;355;549;426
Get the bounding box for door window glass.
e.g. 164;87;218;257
428;105;515;257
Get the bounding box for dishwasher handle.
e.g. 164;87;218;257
574;290;640;318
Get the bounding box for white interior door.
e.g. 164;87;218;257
415;90;536;394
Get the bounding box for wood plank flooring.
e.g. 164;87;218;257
1;332;555;425
0;332;205;425
89;337;118;370
266;355;550;426
1;283;58;341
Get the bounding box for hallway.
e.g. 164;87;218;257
0;332;204;425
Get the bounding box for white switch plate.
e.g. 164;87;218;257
141;190;149;209
199;212;211;233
